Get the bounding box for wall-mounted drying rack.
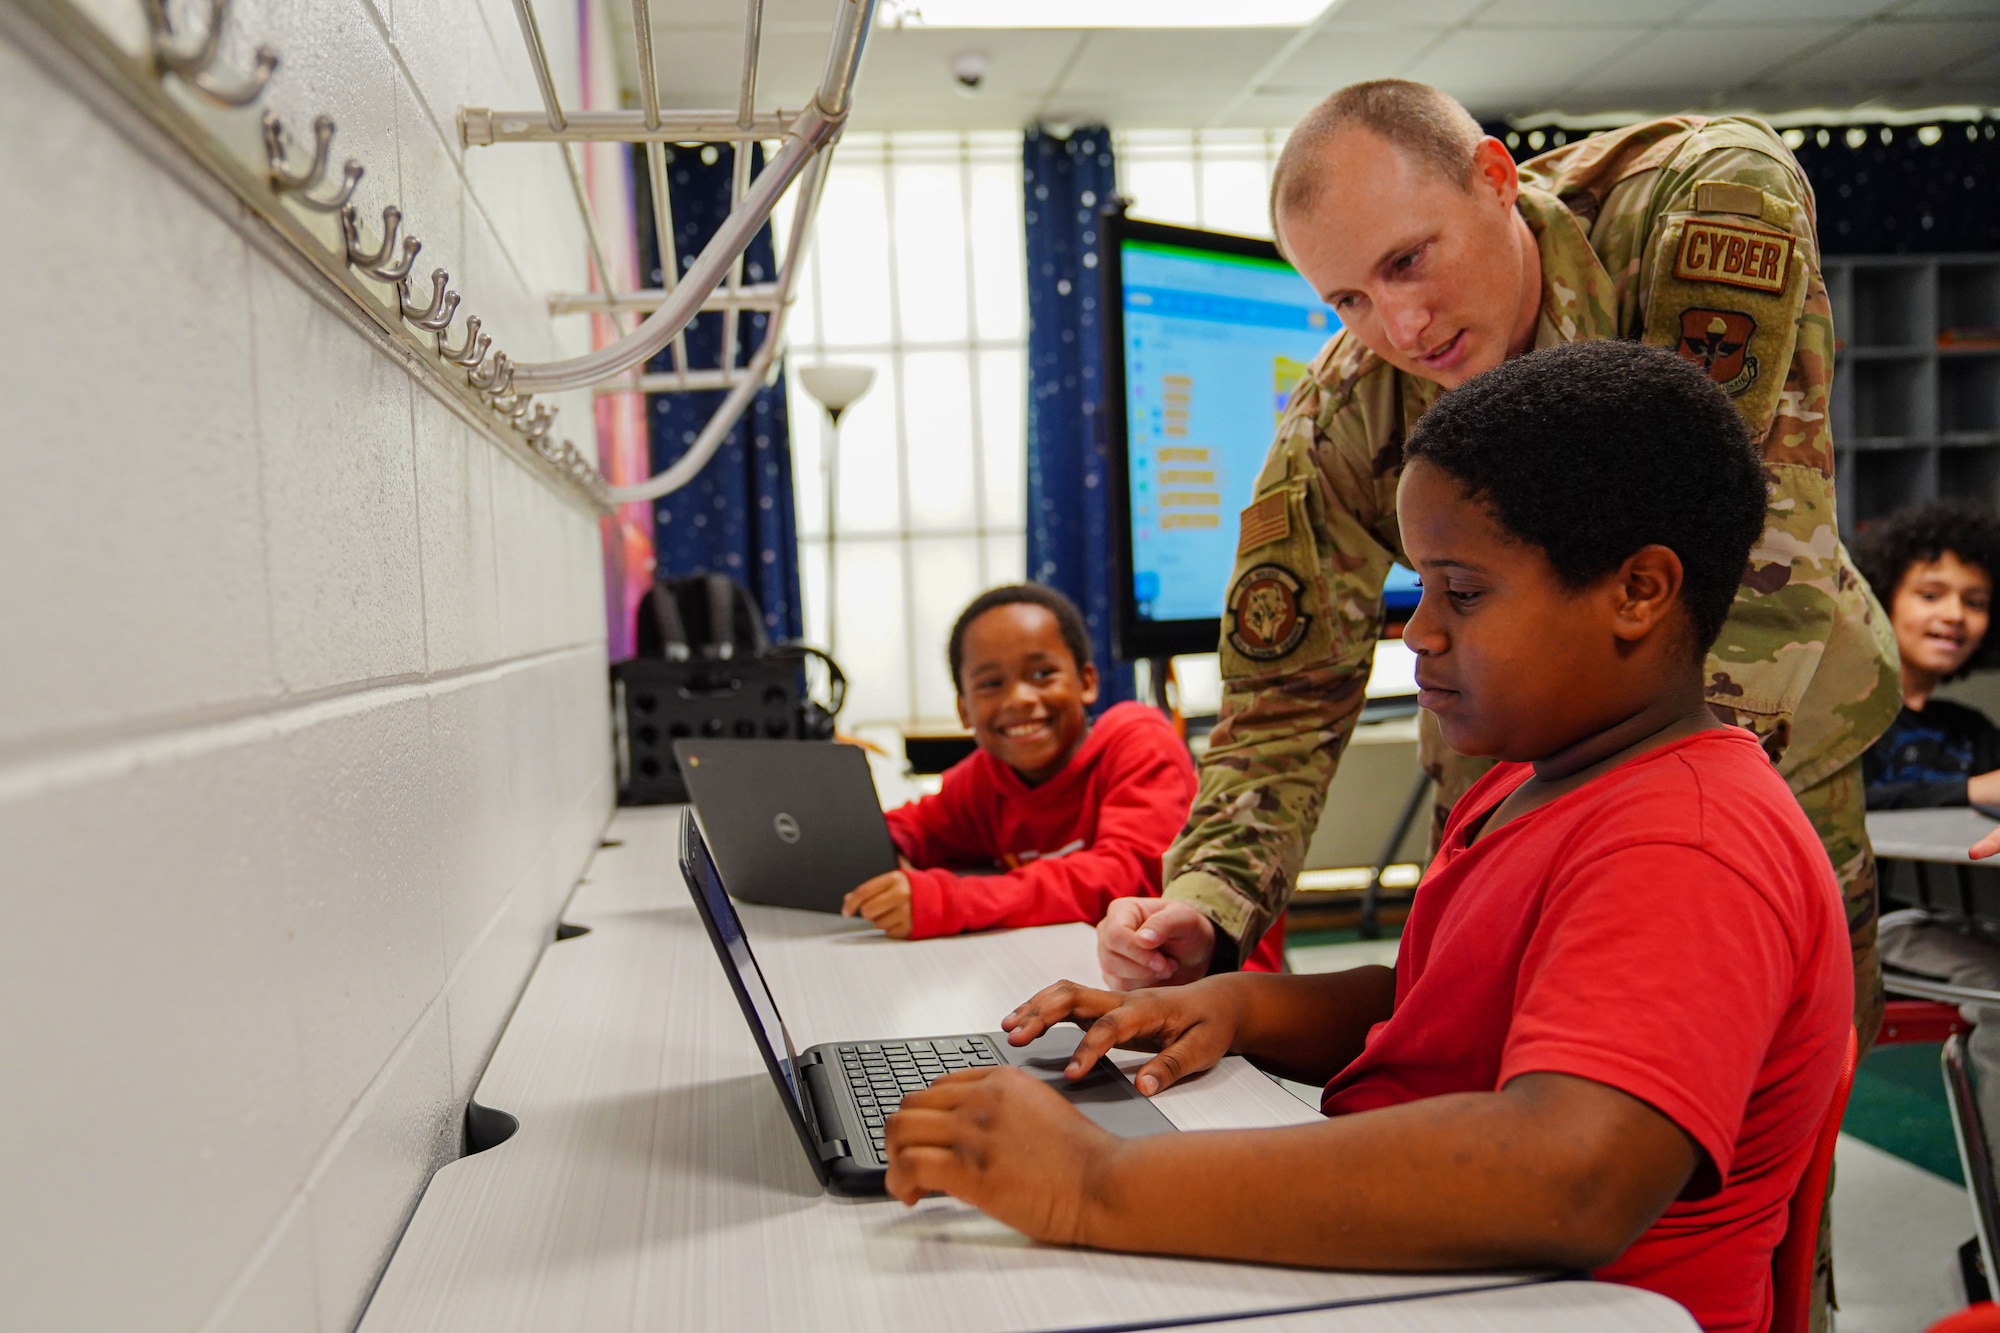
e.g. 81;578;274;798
2;0;613;513
467;0;880;505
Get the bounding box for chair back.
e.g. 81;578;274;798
1926;1303;2000;1332
1770;1026;1858;1333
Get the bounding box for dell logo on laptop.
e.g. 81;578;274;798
773;812;802;844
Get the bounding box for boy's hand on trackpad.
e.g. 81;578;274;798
842;868;914;938
1000;978;1235;1096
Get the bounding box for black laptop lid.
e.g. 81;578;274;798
677;811;830;1183
673;739;899;911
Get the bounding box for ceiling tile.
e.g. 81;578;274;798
855;28;1084;98
1866;0;1996;13
1561;22;1848;97
1758;18;2000;85
1475;0;1701;25
645;29;767;105
1215;89;1334;129
1043;92;1237;129
1681;0;1894;21
1403;25;1647;107
643;0;828;35
1261;23;1440;90
618;0;1995;141
1951;46;2000;79
845;95;1047;132
1056;30;1295;95
1324;0;1486;22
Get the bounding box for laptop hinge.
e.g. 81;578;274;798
797;1052;847;1159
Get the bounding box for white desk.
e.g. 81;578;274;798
1183;1281;1695;1331
359;806;1691;1332
1868;808;2000;927
1867;807;1998;864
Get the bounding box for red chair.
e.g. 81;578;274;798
1883;997;1977;1046
1878;988;1997;1302
1770;1027;1858;1333
1928;1302;2000;1332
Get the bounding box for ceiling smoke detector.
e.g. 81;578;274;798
950;51;988;96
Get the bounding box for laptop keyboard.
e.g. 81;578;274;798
838;1037;1002;1161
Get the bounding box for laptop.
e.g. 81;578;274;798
674;738;897;912
677;811;1178;1195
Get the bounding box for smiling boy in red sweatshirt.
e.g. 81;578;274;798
841;585;1284;971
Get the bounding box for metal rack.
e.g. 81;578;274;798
472;0;880;505
3;0;877;513
4;0;612;511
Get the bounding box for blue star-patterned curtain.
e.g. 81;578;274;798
1023;126;1134;709
1484;117;2000;254
635;143;801;639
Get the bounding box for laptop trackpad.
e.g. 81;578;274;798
1000;1028;1179;1139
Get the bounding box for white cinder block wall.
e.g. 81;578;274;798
0;2;613;1330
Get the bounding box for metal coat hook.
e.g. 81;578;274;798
439;315;490;368
143;0;277;107
400;270;461;332
341;205;422;282
523;405;556;440
262;112;362;213
341;204;399;270
370;234;422;284
469;351;513;395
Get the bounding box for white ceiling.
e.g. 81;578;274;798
616;0;2000;133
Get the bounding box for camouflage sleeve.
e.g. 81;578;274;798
1637;132;1844;765
1161;365;1400;958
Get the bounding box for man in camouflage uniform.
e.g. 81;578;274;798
1098;82;1901;1064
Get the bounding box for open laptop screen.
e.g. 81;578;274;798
680;812;806;1112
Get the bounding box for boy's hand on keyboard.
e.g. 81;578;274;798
842;862;915;938
883;1065;1115;1247
999;979;1235;1095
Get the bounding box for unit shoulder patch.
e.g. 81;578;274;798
1227;564;1311;662
1674;220;1793;295
1676;308;1760;397
1237;492;1292;555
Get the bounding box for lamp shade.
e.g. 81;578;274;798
797;363;876;423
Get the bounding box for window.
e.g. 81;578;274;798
1115;129;1285;239
783;132;1026;729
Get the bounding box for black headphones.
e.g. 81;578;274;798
761;641;847;741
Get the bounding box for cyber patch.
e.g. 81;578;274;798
1673;220;1792;295
1227;564;1311;661
1676;308;1760;397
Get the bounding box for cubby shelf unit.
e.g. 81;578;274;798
1829;253;2000;534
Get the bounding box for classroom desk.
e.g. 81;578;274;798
1867;807;2000;924
359;806;1692;1333
1180;1281;1696;1332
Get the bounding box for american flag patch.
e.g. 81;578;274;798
1237;492;1291;555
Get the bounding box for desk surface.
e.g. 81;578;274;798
1867;807;1998;863
1181;1280;1694;1331
360;806;1690;1333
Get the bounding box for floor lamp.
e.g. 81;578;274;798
795;363;875;660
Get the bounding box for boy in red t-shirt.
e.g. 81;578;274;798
840;585;1284;971
881;341;1852;1333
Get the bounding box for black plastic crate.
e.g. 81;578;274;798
612;658;802;804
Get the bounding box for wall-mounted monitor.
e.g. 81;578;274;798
1101;212;1418;661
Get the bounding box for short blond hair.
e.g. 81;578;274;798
1269;80;1485;240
